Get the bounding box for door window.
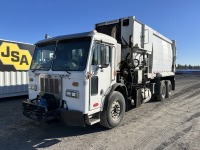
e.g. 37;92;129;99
92;43;111;66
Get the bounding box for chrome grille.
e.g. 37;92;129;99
45;78;49;92
40;75;60;95
55;79;59;94
40;78;44;91
49;79;54;93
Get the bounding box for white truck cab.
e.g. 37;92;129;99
24;31;123;127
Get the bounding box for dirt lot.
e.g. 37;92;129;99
0;74;200;150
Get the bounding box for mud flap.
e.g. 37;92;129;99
133;88;142;108
59;109;85;127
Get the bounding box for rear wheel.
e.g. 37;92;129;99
165;80;172;98
157;80;166;101
100;91;125;128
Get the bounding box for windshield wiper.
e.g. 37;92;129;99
52;65;71;75
65;70;71;74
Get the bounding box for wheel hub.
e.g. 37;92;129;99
111;101;121;120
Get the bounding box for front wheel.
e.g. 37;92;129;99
100;91;125;128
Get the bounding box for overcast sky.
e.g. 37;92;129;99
0;0;199;65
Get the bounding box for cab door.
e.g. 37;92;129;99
89;42;113;110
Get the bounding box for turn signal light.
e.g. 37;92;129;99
72;82;79;87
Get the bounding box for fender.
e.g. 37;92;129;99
101;83;128;111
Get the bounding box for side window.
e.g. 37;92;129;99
92;43;111;66
104;45;110;65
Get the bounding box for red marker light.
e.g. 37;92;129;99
93;103;99;107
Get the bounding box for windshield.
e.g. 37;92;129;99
30;38;91;71
30;42;55;70
52;38;90;71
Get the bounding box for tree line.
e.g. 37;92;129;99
176;64;200;70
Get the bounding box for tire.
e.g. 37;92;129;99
100;91;125;128
165;80;172;98
157;80;166;101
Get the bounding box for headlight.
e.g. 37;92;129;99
66;90;79;99
29;84;37;91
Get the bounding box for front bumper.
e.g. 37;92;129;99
22;100;85;126
22;101;59;122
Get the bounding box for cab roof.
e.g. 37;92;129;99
35;31;117;45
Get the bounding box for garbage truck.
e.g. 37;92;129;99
0;39;35;98
23;16;176;128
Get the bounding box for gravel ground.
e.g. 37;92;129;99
0;74;200;150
